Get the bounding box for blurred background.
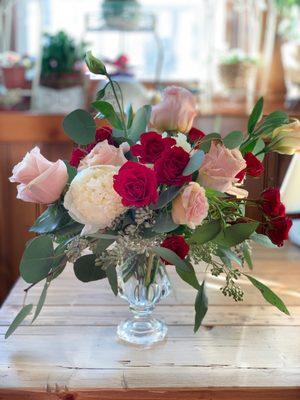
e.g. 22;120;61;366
0;0;299;303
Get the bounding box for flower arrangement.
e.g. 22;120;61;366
6;52;298;343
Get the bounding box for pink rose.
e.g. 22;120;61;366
198;141;248;197
9;146;68;204
150;86;197;133
78;140;129;171
172;182;208;229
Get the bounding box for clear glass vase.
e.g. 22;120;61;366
117;253;171;345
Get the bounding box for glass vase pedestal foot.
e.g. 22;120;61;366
117;316;167;345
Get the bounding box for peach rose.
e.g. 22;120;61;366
150;86;197;133
9;146;68;204
198;141;248;198
78;140;129;171
172;182;208;229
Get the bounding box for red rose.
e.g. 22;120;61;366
113;161;158;207
154;146;192;186
266;216;292;247
86;126;115;152
260;187;286;218
131;132;176;163
70;148;87;167
236;152;264;182
188;127;205;143
161;235;190;263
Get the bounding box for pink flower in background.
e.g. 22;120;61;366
172;182;208;229
198;141;247;197
78;140;129;171
150;86;197;133
9;146;68;204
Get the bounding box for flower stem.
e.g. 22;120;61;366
145;252;155;287
107;75;128;137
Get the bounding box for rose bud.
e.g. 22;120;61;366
267;118;300;155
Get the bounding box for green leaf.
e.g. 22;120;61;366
242;242;253;269
218;247;243;266
150;186;182;210
252;138;265;161
153;212;179;233
128;105;152;143
152;246;190;272
63;109;96;145
87;233;118;240
250;232;277;248
30;203;71;234
32;279;50;323
183;150;204;176
248;97;264;134
127;104;134;128
5;304;33;339
176;264;200;290
188;220;222;245
256;110;289;136
245;274;290;315
106;263;118;296
85;51;107;75
20;236;54;284
223;131;244;149
198;133;222;152
53;221;83;239
214;222;259;247
92;100;123;129
194;281;208;333
64;161;77;184
73;254;106;282
96;239;115;255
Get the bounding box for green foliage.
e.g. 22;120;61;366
214;222;259;247
250;232;277;248
248;97;264;134
242;242;253;269
151;186;182;210
223;131;244;149
152;212;179;233
194;281;208;333
188;220;222;245
106;263;118;295
198;133;222;152
183;150;204;176
5;304;33;339
73;254;106;282
176;264;200;291
152;246;190;272
20;236;54;283
245;274;290;315
92;100;123;130
64;161;77;184
41;31;86;76
127;105;152;143
32;279;51;323
255;111;289;136
30;203;71;234
85;51;107;75
63;109;96;145
217;247;243;267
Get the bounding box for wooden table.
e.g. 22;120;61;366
0;244;300;399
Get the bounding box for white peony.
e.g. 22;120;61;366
64;165;126;235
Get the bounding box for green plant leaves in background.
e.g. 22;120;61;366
223;131;244;149
5;304;33;339
188;220;222;245
30;203;71;234
73;254;106;282
152;246;190;272
214;222;259;247
194;281;208;333
127;105;151;143
63;109;96;145
20;236;54;283
248;97;264;134
92;100;123;130
245;274;290;315
183;150;204;176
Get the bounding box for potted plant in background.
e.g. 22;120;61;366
102;0;141;30
0;51;32;89
33;31;87;113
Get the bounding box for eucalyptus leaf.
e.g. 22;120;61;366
92;100;123;129
32;279;50;323
63;109;96;145
176;264;200;290
223;131;244;149
188;220;222;245
128;105;151;143
20;236;54;284
73;254;106;282
248;97;264;134
242;242;253;269
194;281;208;333
198;133;222;152
106;263;118;296
96;238;115;255
218;247;243;266
152;246;190;272
150;186;182;210
183;150;204;176
153;212;179;233
245;274;290;315
5;304;33;339
214;222;259;247
30;203;71;234
250;232;277;248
